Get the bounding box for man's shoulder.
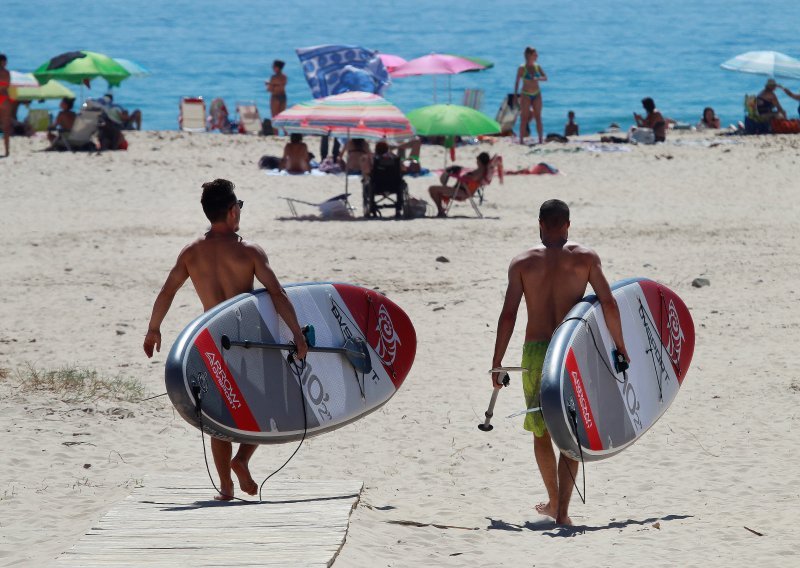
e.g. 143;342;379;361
566;242;599;260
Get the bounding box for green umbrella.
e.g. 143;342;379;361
33;51;130;87
407;104;500;136
10;80;76;101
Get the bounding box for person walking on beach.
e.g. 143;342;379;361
514;47;547;144
0;54;13;157
143;178;308;501
266;59;288;118
490;199;628;525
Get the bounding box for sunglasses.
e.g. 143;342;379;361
230;199;244;210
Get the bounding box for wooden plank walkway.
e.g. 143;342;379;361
55;478;363;567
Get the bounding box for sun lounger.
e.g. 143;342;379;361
51;108;101;151
236;101;262;135
462;89;484;111
179;97;206;132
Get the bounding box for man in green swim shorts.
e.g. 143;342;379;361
490;199;628;526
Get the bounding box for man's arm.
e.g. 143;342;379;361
252;246;308;359
587;251;628;362
491;261;524;388
143;250;190;357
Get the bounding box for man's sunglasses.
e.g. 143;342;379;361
230;199;244;209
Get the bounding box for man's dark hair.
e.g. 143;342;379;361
273;59;285;71
0;54;6;64
477;152;491;166
62;97;75;110
374;140;389;155
201;179;237;223
641;97;656;113
539;199;570;229
290;132;302;144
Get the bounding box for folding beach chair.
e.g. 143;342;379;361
179;97;206;132
51;108;101;151
462;88;484;111
443;155;503;218
236;101;262;135
25;109;51;132
362;153;408;218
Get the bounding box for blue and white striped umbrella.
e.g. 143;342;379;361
721;51;800;80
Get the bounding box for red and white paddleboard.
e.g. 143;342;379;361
540;278;695;462
165;283;416;444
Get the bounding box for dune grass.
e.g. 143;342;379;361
7;364;145;403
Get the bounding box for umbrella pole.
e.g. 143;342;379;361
345;128;350;202
433;76;437;104
448;75;451;104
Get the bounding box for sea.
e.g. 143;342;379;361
5;0;800;134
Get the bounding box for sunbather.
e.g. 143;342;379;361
102;93;142;130
697;107;720;130
266;60;287;119
281;133;311;174
756;79;786;121
47;97;77;143
634;97;667;142
779;84;800;117
564;111;579;137
344;138;372;175
428;152;492;217
514;46;547;144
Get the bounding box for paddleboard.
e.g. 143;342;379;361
165;282;416;444
540;278;695;462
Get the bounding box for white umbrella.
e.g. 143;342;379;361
720;51;800;80
113;58;150;77
9;71;40;88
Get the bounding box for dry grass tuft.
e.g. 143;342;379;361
11;364;145;403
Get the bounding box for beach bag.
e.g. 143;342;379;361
261;119;274;136
405;197;429;218
318;195;353;219
258;155;281;169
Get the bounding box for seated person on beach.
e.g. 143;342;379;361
564;110;579;137
697;107;720;130
428;152;491;217
103;93;142;130
756;79;786;120
280;133;311;173
47;97;77;143
634;97;667;142
344;138;372;175
392;137;423;173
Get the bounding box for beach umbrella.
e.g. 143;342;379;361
407;104;500;137
408;104;500;165
391;53;490;102
445;54;494;72
10;80;76;102
113;57;151;77
273;91;414;198
9;71;40;88
273;91;413;141
33;50;131;87
377;53;407;73
720;51;800;80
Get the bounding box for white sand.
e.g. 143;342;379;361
1;130;799;567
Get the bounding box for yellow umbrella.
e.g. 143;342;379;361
11;80;76;102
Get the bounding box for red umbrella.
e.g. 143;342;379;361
377;53;407;73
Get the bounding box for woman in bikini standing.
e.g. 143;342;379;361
0;54;13;157
514;47;547;145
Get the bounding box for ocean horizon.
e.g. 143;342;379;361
5;0;800;134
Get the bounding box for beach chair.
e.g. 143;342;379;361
179;97;206;132
443;155;503;218
236;101;262;135
362;153;408;218
25;109;51;132
462;88;484;111
51;108;101;151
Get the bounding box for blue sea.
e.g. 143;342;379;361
5;0;800;134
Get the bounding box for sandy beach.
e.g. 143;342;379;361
1;131;799;567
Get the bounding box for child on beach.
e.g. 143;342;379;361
564;111;579;137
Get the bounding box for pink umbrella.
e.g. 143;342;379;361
377;53;407;73
390;54;485;77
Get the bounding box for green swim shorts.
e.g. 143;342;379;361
521;341;549;437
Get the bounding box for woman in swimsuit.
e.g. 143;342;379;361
514;46;547;145
428;152;492;217
0;54;13;157
266;59;288;119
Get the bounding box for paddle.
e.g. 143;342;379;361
477;367;531;431
220;329;372;374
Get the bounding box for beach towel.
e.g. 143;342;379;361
296;45;390;98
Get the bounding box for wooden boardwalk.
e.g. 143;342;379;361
55;478;363;567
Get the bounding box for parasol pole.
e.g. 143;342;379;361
344;127;351;202
448;75;452;104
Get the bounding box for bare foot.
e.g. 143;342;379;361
231;456;258;495
214;480;234;501
535;502;557;520
556;515;573;526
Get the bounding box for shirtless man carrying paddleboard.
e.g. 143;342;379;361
491;199;628;525
143;178;308;501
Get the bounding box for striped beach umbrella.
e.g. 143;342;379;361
272;91;414;141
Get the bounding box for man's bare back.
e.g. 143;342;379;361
144;180;307;501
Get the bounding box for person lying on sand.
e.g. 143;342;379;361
143;178;308;501
490;199;628;526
